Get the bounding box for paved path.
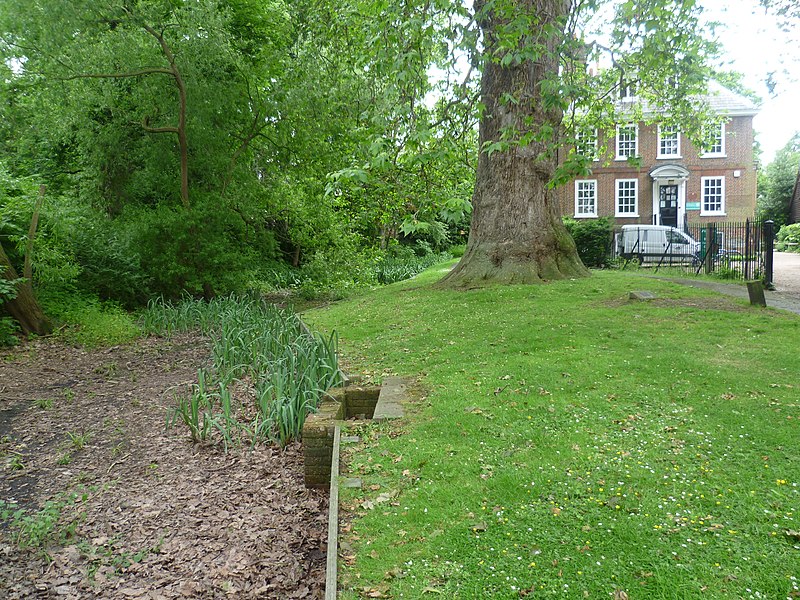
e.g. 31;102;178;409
773;251;800;296
647;251;800;316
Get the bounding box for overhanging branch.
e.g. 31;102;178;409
142;117;179;134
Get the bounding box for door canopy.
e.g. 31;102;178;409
650;164;690;181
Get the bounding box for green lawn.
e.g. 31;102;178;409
304;262;800;599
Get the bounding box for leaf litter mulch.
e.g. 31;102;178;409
0;334;327;599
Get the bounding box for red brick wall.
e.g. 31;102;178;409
558;116;757;224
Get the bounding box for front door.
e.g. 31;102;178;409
659;185;679;228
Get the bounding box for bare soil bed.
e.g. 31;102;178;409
0;334;326;599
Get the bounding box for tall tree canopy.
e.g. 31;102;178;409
758;133;800;227
0;0;476;306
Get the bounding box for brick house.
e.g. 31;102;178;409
557;82;760;228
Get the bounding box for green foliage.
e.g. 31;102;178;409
65;430;91;451
72;218;150;308
0;317;19;347
170;369;215;443
374;247;452;285
0;265;22;346
35;397;54;410
0;492;84;558
144;294;342;447
295;243;379;300
40;291;140;348
758;133;800;227
562;217;614;268
777;222;800;251
129;196;260;298
0;265;21;302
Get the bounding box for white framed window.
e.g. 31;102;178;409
615;178;639;216
657;125;680;158
620;80;637;100
701;176;725;215
576;129;598;161
701;122;726;157
616;124;638;160
574;180;597;218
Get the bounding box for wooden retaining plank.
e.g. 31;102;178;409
324;425;341;600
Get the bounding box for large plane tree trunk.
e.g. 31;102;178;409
0;242;52;336
439;0;588;287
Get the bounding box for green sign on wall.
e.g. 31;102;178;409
686;202;701;211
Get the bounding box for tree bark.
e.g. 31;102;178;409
439;0;588;287
0;243;52;336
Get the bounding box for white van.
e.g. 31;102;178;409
617;225;700;263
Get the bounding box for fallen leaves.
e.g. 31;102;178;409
384;566;405;579
361;584;391;598
785;529;800;540
0;335;328;599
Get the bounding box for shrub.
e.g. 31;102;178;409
562;217;615;268
374;251;452;285
0;265;20;303
72;219;150;308
0;266;21;346
0;317;19;347
39;290;140;348
130;197;257;298
776;223;800;252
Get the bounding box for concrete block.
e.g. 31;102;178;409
747;280;767;307
373;376;408;421
629;290;657;301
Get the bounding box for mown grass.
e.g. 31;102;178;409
304;261;800;599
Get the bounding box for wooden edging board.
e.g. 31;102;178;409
324;425;341;600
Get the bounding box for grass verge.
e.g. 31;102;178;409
304;262;800;599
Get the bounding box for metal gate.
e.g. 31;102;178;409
617;220;775;286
